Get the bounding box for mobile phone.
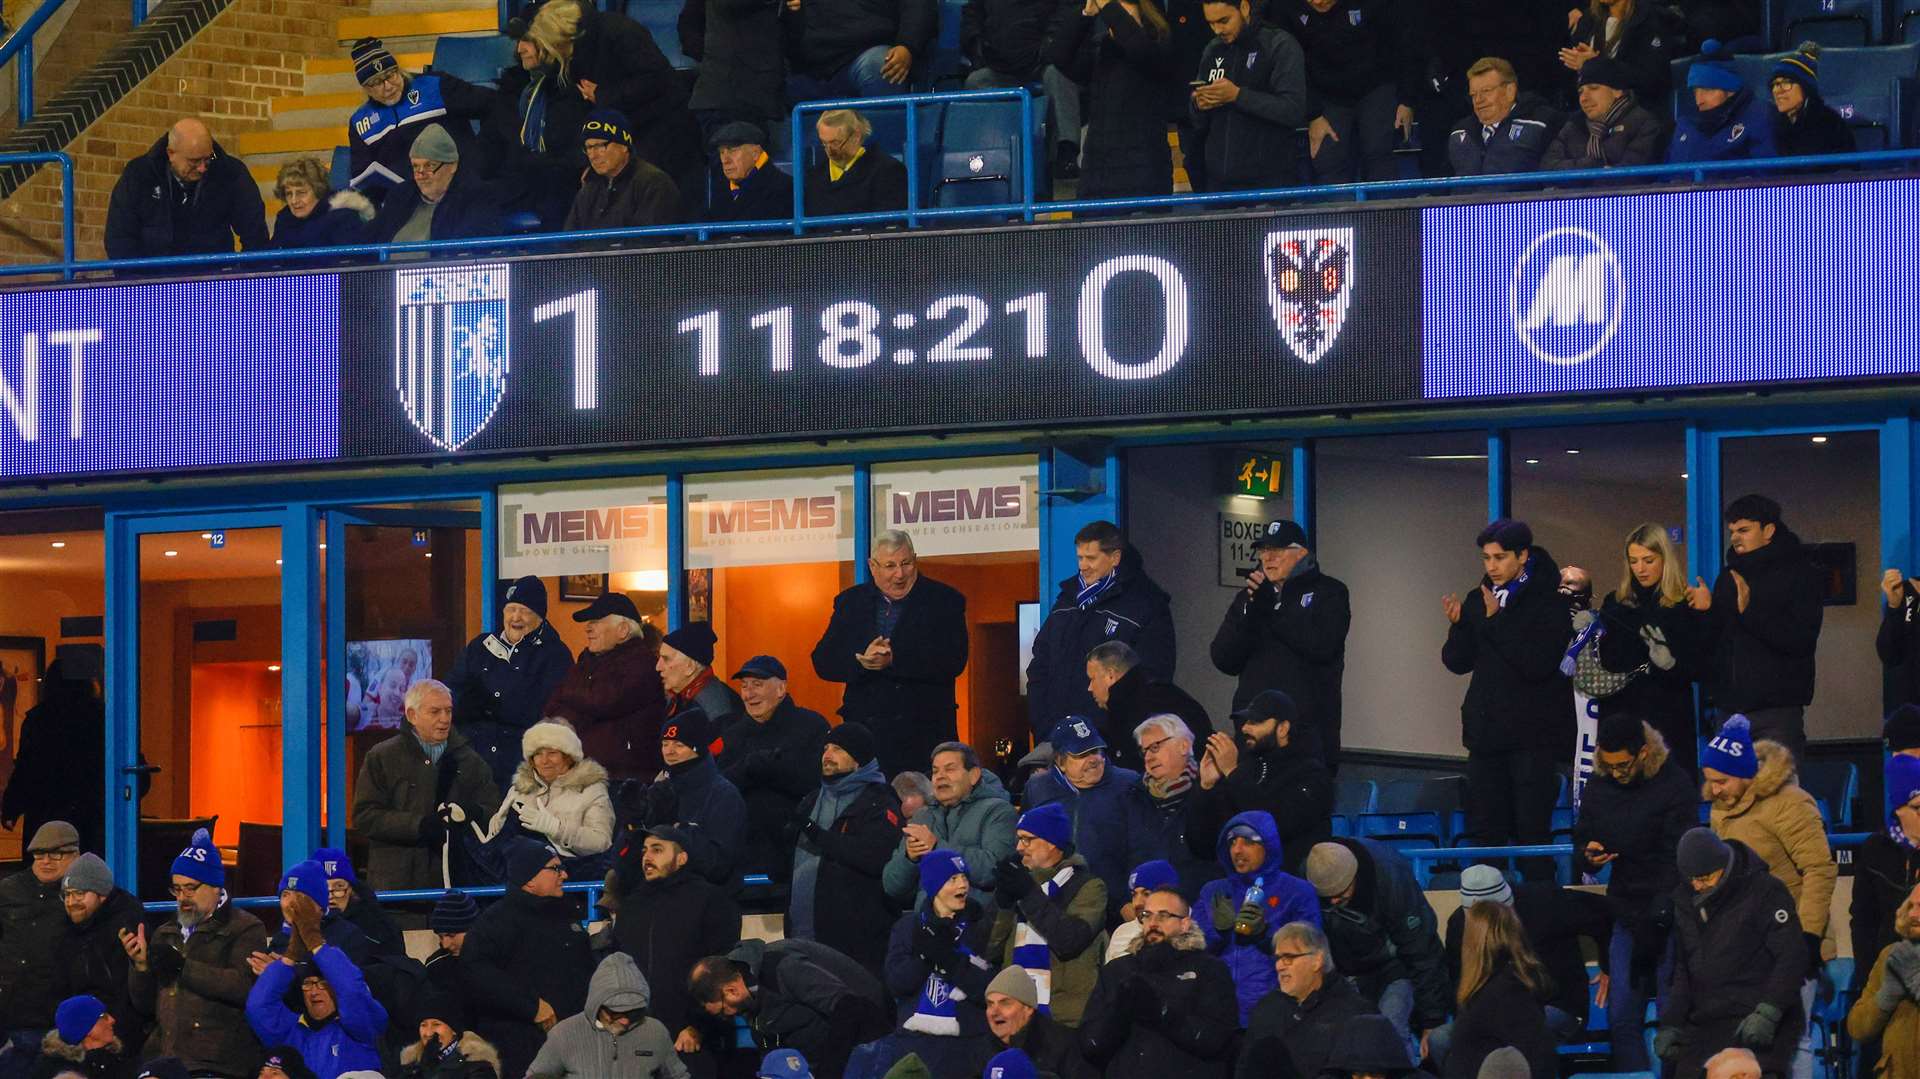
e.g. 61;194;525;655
1189;79;1210;88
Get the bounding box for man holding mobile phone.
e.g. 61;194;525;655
1187;0;1307;191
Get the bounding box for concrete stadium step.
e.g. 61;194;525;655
369;0;496;14
304;51;433;96
271;90;365;132
234;126;341;157
337;8;496;43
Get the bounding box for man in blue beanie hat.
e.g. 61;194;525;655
1669;39;1774;163
122;827;270;1077
1768;40;1854;157
1701;713;1834;1076
1849;753;1920;1011
40;993;127;1076
986;804;1106;1026
448;573;575;790
245;868;390;1079
310;846;403;959
264;860;372;966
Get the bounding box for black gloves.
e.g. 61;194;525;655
1804;932;1824;976
993;857;1035;903
1652;1027;1683;1062
1124;974;1170;1027
1734;1002;1783;1048
912;918;963;974
643;780;680;826
417;813;448;847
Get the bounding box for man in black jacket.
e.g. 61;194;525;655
1186;0;1306;191
1029;521;1176;740
1237;921;1384;1079
447;576;575;792
1657;829;1808;1079
1304;838;1450;1058
1087;640;1208;774
611;824;742;1068
461;839;594;1079
564;109;685;231
717;655;832;883
1081;887;1238;1077
1573;713;1697;1071
364;124;505;245
49;854;144;1049
1686;494;1825;761
783;0;937;100
1126;717;1221;901
786;723;903;980
1540;58;1667;171
1185;690;1332;875
1445;56;1555;176
1441;518;1574;879
705;122;796;225
689;938;891;1076
1279;0;1419;184
0;821;78;1044
962;0;1082;176
1210;518;1350;764
1443;865;1611;1043
811;529;969;777
104;117;268;262
802;109;910;221
1877;570;1920;711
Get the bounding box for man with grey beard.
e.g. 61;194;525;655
120;827;268;1077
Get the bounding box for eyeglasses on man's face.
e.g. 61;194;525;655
170;882;212;898
410;160;447;178
30;847;78;861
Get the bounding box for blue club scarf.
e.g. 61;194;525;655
1560;612;1605;677
1075;572;1117;610
790;760;888;939
1008;864;1076;1015
517;72;550;152
903;909;987;1036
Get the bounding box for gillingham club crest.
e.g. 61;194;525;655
1263;228;1354;364
395;263;511;451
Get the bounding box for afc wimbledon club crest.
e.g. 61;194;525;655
1263;228;1354;364
395;264;511;451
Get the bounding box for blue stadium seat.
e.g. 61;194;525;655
1377;775;1465;815
1802;760;1860;827
430;34;516;88
800;103;944;205
1555;772;1571;809
1776;0;1884;47
1902;3;1920;43
1449;808;1467;843
330;145;352;191
625;0;696;70
1551;806;1576;832
1356;811;1445;846
1819;42;1920;149
927;0;968;85
1334;778;1379;817
932;98;1037;208
1330;814;1352;837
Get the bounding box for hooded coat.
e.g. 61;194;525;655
1708;739;1837;948
984;853;1107;1027
1440;545;1575;754
544;636;670;782
0;868;69;1029
717;696;832;881
52;887;147;1040
104;134;269;260
1846;940;1920;1079
1314;837;1450;1030
882;775;1018;902
811;576;971;777
1666;839;1809;1077
1193;810;1321;1025
26;1029;134;1079
1210;558;1349;743
726;937;891;1076
1028;547;1176;736
528;953;689;1078
448;617;575;785
352;725;502;890
482;752;615;858
610;859;742;1035
1704;527;1825;713
244;946;389;1079
397;1029;503;1078
1081;925;1238;1077
1236;970;1378;1079
461;888;596;1079
127;901;271;1078
1021;763;1150;918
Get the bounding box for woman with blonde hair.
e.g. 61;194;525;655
1559;0;1681;104
1594;521;1707;774
267;156;373;249
1441;901;1557;1079
1046;0;1176;199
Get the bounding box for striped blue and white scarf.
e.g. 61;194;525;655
1008;865;1077;1014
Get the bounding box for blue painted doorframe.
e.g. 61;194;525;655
103;506;318;889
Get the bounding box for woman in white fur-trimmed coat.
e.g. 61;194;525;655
478;719;615;858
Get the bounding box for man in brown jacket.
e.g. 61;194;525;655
120;827;268;1077
352;678;501;889
1703;714;1835;1076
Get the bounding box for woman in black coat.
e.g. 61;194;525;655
1559;0;1681;106
1048;0;1178;200
268;158;374;250
1594;522;1707;777
1440;901;1558;1079
1769;43;1857;159
437;36;592;230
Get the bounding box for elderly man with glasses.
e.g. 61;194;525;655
104;116;269;261
120;827;270;1078
1081;886;1238;1077
0;822;84;1052
365;123;506;246
460;838;595;1079
1238;921;1390;1079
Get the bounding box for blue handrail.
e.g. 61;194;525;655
0;150;76;272
0;0;78;124
141;879;607;930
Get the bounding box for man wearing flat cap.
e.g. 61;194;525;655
366;122;505;244
544;592;668;782
704;121;794;225
1541;56;1668;170
717;655;832;882
0;821;82;1041
565;108;684;232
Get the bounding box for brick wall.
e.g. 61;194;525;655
0;0;369;265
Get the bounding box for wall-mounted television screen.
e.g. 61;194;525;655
346;638;432;733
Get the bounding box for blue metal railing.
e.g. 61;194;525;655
0;150;75;269
141;879;607;930
1400;832;1873;885
0;0;156;126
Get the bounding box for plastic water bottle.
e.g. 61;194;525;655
1242;882;1266;910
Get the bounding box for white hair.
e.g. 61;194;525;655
1704;1048;1762;1079
1134;713;1194;748
604;614;642;640
404;678;452;712
872;529;916;555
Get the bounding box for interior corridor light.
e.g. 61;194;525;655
1811;436;1830;444
1523;458;1540;465
275;559;283;566
49;541;65;549
632;569;670;593
200;532;212;539
163;550;178;557
267;664;282;673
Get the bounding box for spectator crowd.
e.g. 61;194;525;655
5;496;1920;1079
100;0;1874;261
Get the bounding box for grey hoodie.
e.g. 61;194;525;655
527;952;689;1079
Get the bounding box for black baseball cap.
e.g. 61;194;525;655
1251;520;1308;550
1230;689;1300;729
732;654;788;680
572;592;642;623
